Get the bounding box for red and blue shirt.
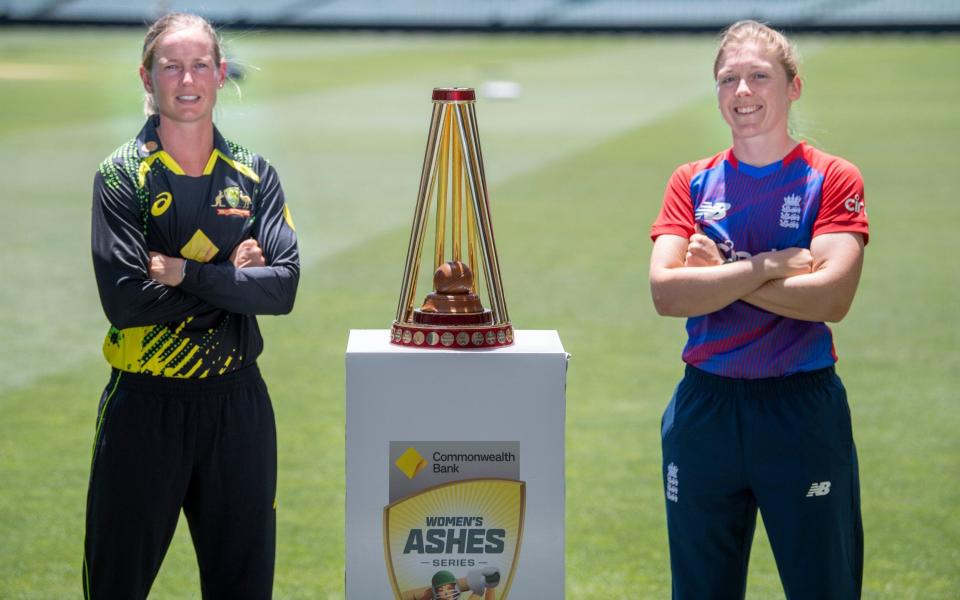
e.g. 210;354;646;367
651;142;869;378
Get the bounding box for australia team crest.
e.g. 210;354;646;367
212;186;252;217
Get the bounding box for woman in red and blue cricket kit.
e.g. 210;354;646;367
84;13;298;599
649;21;869;600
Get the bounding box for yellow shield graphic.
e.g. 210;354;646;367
384;479;525;600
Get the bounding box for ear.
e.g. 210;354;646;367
139;64;153;93
788;75;803;102
218;59;227;88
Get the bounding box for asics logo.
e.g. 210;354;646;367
806;481;832;497
151;192;173;217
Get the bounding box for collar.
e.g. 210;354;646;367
136;115;232;160
133;116;258;184
725;141;806;174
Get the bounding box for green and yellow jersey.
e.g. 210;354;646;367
91;116;300;378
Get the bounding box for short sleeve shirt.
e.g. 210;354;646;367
650;142;869;378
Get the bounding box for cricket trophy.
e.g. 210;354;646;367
391;87;513;348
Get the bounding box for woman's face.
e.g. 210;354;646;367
715;41;801;144
141;26;225;125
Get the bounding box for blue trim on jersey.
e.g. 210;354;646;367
737;159;783;179
683;150;835;378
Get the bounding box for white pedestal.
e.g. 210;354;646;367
345;329;568;599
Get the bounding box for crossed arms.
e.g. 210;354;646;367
91;165;299;329
649;230;865;322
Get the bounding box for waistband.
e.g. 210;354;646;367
111;362;262;396
683;363;837;394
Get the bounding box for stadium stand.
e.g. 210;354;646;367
2;0;959;30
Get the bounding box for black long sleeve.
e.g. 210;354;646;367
93;118;299;378
178;163;300;315
91;169;218;329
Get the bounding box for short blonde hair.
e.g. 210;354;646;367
141;13;223;117
713;20;800;82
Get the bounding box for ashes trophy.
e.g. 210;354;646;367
391;88;513;348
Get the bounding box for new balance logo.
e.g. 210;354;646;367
695;201;731;222
806;481;832;497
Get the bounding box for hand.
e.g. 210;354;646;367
148;252;185;286
480;567;500;588
466;568;500;594
685;228;724;267
761;247;814;278
230;238;266;268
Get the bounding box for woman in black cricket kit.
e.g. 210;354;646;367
84;12;299;599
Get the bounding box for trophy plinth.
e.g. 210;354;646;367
392;87;513;349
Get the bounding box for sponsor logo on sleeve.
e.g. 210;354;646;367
844;194;864;214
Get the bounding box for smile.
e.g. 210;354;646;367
734;105;762;115
177;95;200;101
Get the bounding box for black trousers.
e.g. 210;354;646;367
83;364;277;599
662;365;863;600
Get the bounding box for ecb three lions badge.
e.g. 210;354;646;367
384;479;525;600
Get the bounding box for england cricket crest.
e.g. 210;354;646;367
384;479;525;600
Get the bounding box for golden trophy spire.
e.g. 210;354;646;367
392;88;513;348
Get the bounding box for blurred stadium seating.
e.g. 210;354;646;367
2;0;959;31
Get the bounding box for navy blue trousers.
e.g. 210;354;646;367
83;364;277;599
662;365;863;600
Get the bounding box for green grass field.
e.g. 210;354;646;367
1;28;958;598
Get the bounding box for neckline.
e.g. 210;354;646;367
726;141;805;178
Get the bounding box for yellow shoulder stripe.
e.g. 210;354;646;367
137;149;260;187
137;151;186;187
203;149;261;183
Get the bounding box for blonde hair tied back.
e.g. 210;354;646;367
141;12;223;118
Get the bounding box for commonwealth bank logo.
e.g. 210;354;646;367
386;442;524;599
395;447;428;480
